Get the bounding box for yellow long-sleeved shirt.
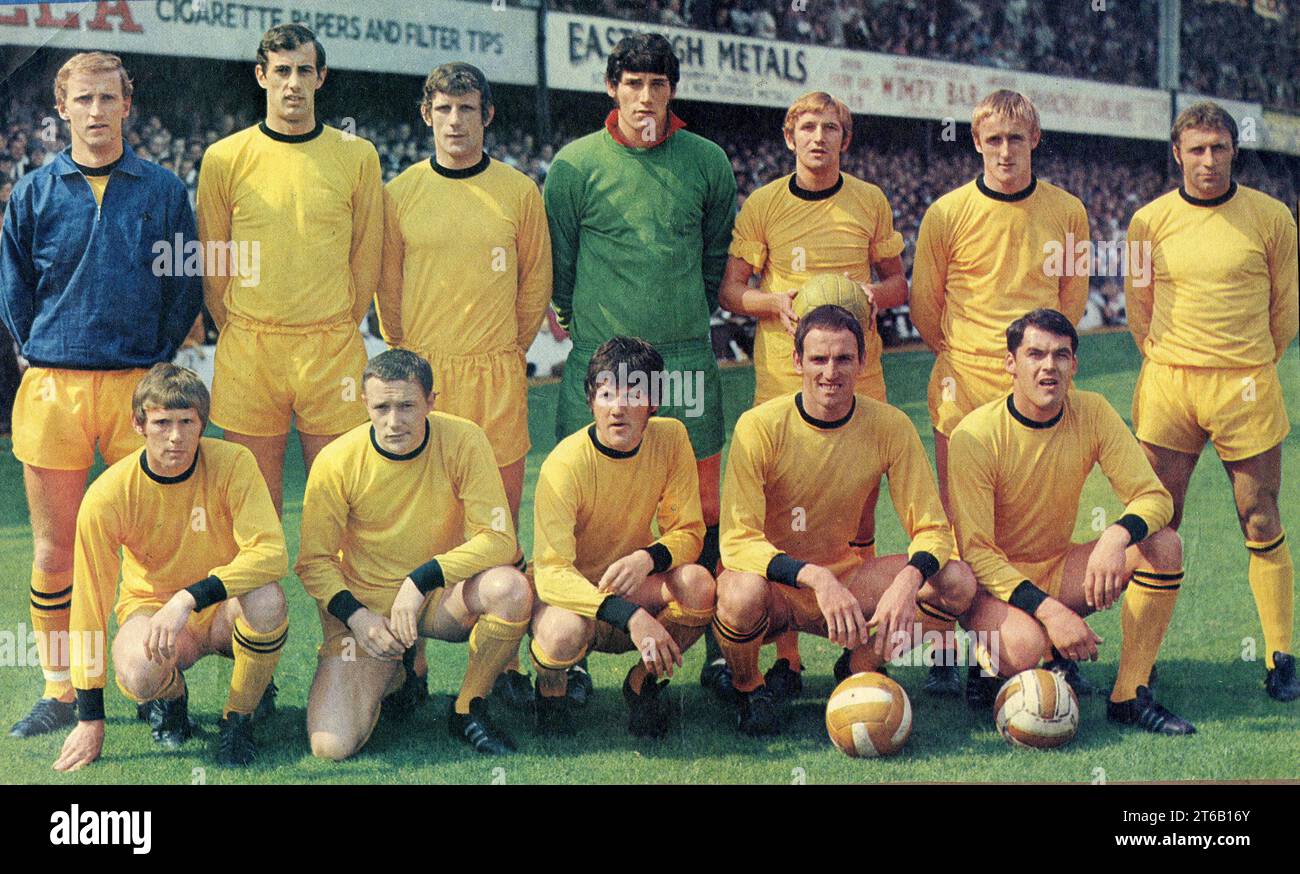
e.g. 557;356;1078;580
295;412;516;618
721;393;953;582
948;391;1173;601
1125;184;1298;368
71;439;288;690
533;418;704;618
196;123;383;329
728;172;904;401
910;176;1090;359
376;157;552;355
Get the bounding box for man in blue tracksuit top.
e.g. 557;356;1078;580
0;52;202;738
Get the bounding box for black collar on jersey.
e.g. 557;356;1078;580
976;174;1037;202
1179;180;1237;207
431;153;491;179
139;448;199;485
795;393;856;430
258;120;325;144
1006;393;1064;430
74;154;122;176
587;424;642;459
788;173;844;201
370;420;430;461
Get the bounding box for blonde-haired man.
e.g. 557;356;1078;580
1;52;202;738
53;364;288;771
909;89;1090;696
719;90;906;698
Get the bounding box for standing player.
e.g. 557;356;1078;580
953;310;1194;734
529;337;714;738
297;351;530;759
197;24;383;517
53;364;288;771
909;90;1090;694
377;62;551;704
714;306;975;734
0;53;201;737
544;33;737;702
719;90;906;696
1125;102;1299;701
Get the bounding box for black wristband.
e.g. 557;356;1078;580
327;590;366;626
1009;580;1050;616
408;558;446;595
185;575;227;611
906;551;941;582
1115;513;1149;546
766;553;807;587
76;688;105;722
642;543;673;575
595;595;640;633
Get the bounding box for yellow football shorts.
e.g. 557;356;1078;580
316;587;448;660
928;349;1012;437
1133;359;1290;462
11;367;146;470
210;316;368;438
402;343;530;467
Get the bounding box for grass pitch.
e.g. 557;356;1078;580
1;331;1296;784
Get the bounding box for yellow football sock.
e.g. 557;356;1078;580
456;614;529;714
1111;569;1182;702
713;612;768;693
918;600;958;668
30;567;73;700
1247;533;1293;670
529;637;583;698
773;631;802;672
225;616;288;716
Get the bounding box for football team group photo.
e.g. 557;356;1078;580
0;0;1296;786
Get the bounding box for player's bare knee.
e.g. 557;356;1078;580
480;567;532;621
1238;498;1281;543
31;538;74;573
116;658;171;701
936;560;977;615
1144;527;1183;570
309;730;362;762
535;609;589;663
716;571;767;628
671;563;716;611
238;581;288;630
997;623;1050;677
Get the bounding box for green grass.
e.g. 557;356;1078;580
2;331;1297;784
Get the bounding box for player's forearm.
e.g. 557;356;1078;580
432;528;518;585
295;558;350;612
535;566;606;619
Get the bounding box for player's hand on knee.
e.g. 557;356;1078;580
598;550;654;597
346;608;405;660
389;578;426;648
1085;528;1129;611
144;591;196;664
53;720;104;773
804;567;867;649
628;609;682;678
867;565;924;659
1042;607;1103;662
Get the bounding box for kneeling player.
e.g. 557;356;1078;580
952;309;1193;734
529;337;714;739
714;306;976;735
297;350;529;759
55;365;288;771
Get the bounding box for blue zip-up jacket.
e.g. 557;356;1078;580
0;143;202;369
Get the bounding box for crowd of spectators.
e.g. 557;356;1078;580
550;1;1299;112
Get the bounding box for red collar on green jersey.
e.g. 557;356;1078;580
604;109;687;148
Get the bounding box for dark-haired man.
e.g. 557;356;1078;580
544;32;737;701
952;309;1193;734
529;336;713;739
197;23;383;517
1125;101;1299;701
715;305;975;735
297;350;529;759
